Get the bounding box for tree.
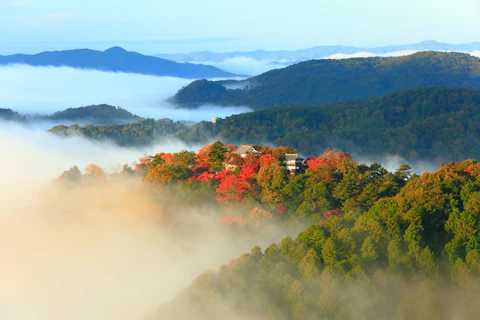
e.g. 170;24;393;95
120;164;135;177
134;154;152;176
215;163;258;203
361;236;379;263
145;163;193;184
208;141;227;172
272;146;297;159
173;150;196;166
288;281;307;320
299;249;321;283
149;154;165;169
322;238;337;266
58;165;82;183
85;164;104;177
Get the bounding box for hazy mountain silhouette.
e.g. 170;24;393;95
0;47;237;79
154;40;480;62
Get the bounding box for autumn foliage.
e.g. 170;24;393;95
307;149;353;172
57;143;418;228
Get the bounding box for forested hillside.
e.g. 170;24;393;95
59;142;480;319
1;104;142;125
177;87;480;162
150;152;480;320
0;108;23;121
170;52;480;109
49;118;187;146
60;144;410;227
49;87;480;162
49;104;142;124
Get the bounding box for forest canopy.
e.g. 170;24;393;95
170;52;480;109
57;142;480;319
48;87;480;163
176;87;480;162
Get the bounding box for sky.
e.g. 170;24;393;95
1;0;479;55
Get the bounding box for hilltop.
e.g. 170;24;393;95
49;104;142;125
0;108;23;121
0;47;237;79
170;51;480;109
1;104;143;125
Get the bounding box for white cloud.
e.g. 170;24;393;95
323;50;419;60
470;51;480;58
0;65;250;122
197;56;284;76
0;122;298;320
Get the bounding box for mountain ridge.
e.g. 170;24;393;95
175;86;480;162
0;104;143;125
170;51;480;109
46;87;480;164
154;40;480;62
0;47;237;79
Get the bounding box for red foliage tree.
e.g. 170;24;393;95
216;172;257;203
195;144;213;170
307;150;353;172
240;162;259;179
186;171;215;182
259;154;279;167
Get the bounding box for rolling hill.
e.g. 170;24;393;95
48;87;480;163
48;104;142;124
170;51;480;109
1;104;143;125
175;87;480;162
49;118;187;146
0;47;237;79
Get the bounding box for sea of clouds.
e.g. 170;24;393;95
0;64;251;122
0;122;300;320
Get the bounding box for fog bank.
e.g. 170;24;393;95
0;122;297;320
0;65;251;122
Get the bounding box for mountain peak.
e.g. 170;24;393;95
104;46;128;54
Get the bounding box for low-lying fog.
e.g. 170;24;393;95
0;65;251;122
0;122;300;320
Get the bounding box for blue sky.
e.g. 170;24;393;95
1;0;479;54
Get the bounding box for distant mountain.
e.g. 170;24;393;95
175;87;480;162
0;47;237;79
154;40;480;62
170;52;480;109
1;104;143;125
51;88;480;163
0;108;23;121
49;104;142;125
49;118;187;146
